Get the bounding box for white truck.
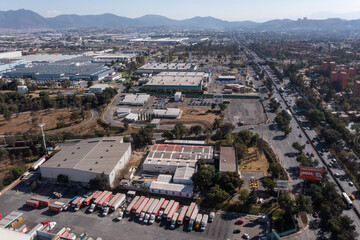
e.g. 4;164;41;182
150;198;165;224
209;212;215;222
185;202;196;221
116;211;123;221
170;212;179;229
139;198;154;221
195;214;203;230
110;194;126;211
88;203;96;213
144;199;159;223
177;206;188;225
200;214;208;231
157;200;169;221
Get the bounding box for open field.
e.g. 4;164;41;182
239;147;269;175
161;106;219;128
0;109;90;135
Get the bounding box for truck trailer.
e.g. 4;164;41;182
166;202;179;222
74;197;85;211
163;200;175;219
126;196;140;214
170;212;179;229
135;197;149;217
49;202;66;212
30;196;50;206
177;206;188;225
84;191;99;206
144;199;159;223
185;202;196;221
200;214;208;231
195;214;203;230
188;206;200;230
150;198;165;224
111;194;126;211
26;200;39;208
157;200;169;221
139;198;154;221
98;191;113;208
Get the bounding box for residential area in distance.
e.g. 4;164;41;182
1;1;360;240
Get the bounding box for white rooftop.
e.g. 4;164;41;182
145;71;208;88
150;181;193;193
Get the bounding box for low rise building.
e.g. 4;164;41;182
216;75;236;81
219;146;238;173
150;118;161;128
149;181;193;198
174;92;182;102
136;62;197;75
17;85;28;94
40;137;131;187
173;167;195;185
89;84;110;93
152;108;182;119
119;94;150;106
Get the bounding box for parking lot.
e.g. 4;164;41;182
0;182;268;240
224;99;267;126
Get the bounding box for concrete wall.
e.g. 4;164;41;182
149;188;192;198
108;144;131;187
143;163;177;174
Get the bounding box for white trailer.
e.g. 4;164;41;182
177;206;188;225
167;202;179;222
133;196;146;212
107;193;121;208
94;191;108;205
126;196;140;214
186;202;196;221
170;212;179;229
84;191;99;206
98;191;113;207
157;200;169;220
144;199;159;223
140;198;154;221
135;197;149;217
163;200;175;218
200;214;208;231
150;198;165;223
111;194;126;211
74;197;85;211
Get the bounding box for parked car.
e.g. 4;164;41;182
313;211;318;218
349;181;354;187
235;220;244;225
233;229;241;234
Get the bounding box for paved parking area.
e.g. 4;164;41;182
224;99;266;126
0;182;267;240
240;171;265;190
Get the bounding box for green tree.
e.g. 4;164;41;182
88;172;108;190
162;130;174;140
246;189;258;205
190;125;202;137
321;129;341;145
278;194;295;211
10;166;26;179
292;141;305;153
262;177;275;192
70;112;80;121
192;164;216;192
131;125;154;149
307;109;325;126
213;119;222;129
239;188;250;201
61;79;71;88
205;184;230;207
218;171;243;194
218;103;227;112
172;123;186;139
3;110;13;121
211;103;217;110
235;143;248;160
87;81;93;88
57;174;69;184
296;194;312;213
124;122;129;131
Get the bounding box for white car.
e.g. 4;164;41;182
349;181;354;186
243;233;250;239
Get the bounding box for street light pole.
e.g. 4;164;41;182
38;123;47;156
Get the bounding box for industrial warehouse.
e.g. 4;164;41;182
144;71;210;90
40;137;131;187
136;62;197;75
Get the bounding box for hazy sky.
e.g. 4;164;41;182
2;0;360;22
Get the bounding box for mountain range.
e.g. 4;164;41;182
2;9;360;31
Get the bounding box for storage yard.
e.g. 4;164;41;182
0;181;267;240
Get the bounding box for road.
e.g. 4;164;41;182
103;84;125;127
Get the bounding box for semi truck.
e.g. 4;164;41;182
71;197;82;208
150;198;165;224
188;206;200;230
49;202;67;212
170;212;179;229
126;196;140;214
177;206;188;225
30;196;50;206
74;198;85;211
98;191;113;208
135;197;149;217
110;194;126;211
144;199;159;223
209;212;215;222
17;224;29;233
89;191;108;212
166;202;179;222
84;191;100;206
200;214;208;231
157;200;169;221
163;200;175;219
185;202;196;221
195;214;203;230
26;199;39;208
139;198;154;221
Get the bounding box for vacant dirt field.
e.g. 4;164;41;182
0;109;89;135
161;106;219;128
239;147;269;176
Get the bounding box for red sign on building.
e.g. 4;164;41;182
299;167;324;181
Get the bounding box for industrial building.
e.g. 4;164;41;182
104;72;122;81
2;63;112;81
173;166;195;185
144;71;210;91
40;137;131;188
0;59;29;72
149;180;193;198
219;146;238;173
92;54;137;63
216;75;236;81
119;94;150;106
143;143;214;174
174;92;182;102
17;85;28;94
0;51;22;59
152;108;182;119
136;62;197;75
89;84;110;93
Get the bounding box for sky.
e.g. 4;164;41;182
2;0;360;22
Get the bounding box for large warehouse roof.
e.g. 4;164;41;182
144;71;209;89
42;137;131;174
138;62;196;71
0;228;32;240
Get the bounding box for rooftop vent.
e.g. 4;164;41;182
106;149;109;152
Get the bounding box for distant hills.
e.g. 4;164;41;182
1;9;360;31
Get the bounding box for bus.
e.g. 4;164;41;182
342;192;353;208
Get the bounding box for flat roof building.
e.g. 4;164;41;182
173;167;195;185
149;181;193;198
119;94;150;106
219;146;238;172
40;137;131;187
136;62;197;75
143;143;214;174
89;84;110;93
144;71;209;90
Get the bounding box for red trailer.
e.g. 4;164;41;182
49;203;65;212
30;196;50;206
26;200;39;208
84;191;99;206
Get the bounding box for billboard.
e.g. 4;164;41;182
299;167;324;181
276;180;288;187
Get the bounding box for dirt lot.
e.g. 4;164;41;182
0;109;89;135
161;106;219;128
239;147;269;176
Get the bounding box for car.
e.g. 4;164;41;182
297;126;300;129
313;211;318;218
325;148;329;152
243;233;250;239
312;140;315;143
349;181;354;186
235;220;244;225
311;153;315;157
306;152;310;156
306;140;310;144
350;195;355;200
249;127;255;130
233;229;241;234
299;134;302;138
334;173;340;178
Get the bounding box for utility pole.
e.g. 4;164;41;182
38;123;48;156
